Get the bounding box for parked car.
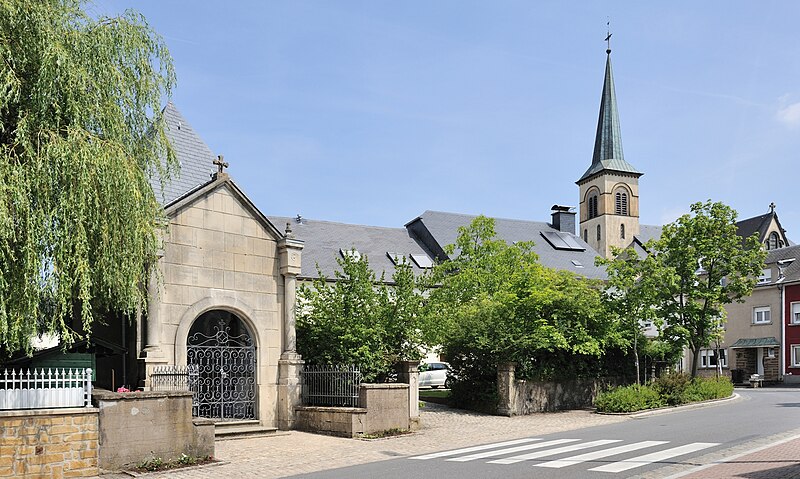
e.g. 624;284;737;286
418;362;452;389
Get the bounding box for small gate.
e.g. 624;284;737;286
187;317;257;420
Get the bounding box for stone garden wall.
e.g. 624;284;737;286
0;407;99;478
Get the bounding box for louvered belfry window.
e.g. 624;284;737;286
615;191;628;216
588;195;598;219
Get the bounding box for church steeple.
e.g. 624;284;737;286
577;40;643;259
577;49;641;184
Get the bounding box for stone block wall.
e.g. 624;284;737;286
0;408;99;478
93;389;214;471
295;383;411;437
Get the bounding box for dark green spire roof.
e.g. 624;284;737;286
577;51;642;184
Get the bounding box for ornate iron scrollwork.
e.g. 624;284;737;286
187;318;257;420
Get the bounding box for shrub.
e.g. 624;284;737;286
594;384;664;413
686;376;734;401
652;372;693;406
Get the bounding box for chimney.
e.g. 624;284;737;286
551;205;576;235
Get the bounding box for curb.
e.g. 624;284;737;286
595;393;740;418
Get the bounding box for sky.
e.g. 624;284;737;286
95;1;800;237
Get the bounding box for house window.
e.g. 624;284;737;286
596;225;601;241
614;191;629;216
700;349;727;369
620;224;625;240
793;345;800;367
588;194;598;219
767;347;775;358
792;302;800;324
757;268;772;284
753;306;771;324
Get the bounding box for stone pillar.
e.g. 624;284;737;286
496;362;517;417
398;361;420;430
141;248;167;389
277;224;304;429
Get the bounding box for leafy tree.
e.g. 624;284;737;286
597;247;657;385
0;0;175;352
296;252;426;382
623;201;765;378
426;216;623;406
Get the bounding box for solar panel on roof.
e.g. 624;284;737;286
540;231;586;252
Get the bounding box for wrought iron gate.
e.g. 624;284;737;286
187;319;257;420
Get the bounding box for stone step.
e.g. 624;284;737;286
214;421;280;440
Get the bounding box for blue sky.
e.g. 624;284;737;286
96;1;800;236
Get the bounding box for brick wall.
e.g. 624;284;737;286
0;408;98;478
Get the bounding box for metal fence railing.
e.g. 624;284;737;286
149;365;199;415
302;365;362;407
0;368;92;410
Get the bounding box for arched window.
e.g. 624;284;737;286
615;191;629;215
620;224;625;240
588;194;598;219
767;232;780;250
583;229;588;242
596;224;601;241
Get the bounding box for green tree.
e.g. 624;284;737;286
0;0;175;353
427;216;621;406
296;252;426;382
636;201;765;378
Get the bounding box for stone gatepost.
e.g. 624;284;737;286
398;361;420;430
277;224;304;430
496;362;517;417
141;246;168;390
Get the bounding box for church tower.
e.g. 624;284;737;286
577;43;642;259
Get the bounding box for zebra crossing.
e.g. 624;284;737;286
410;437;719;474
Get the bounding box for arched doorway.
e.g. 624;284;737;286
187;310;257;420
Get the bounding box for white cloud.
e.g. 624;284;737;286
777;101;800;127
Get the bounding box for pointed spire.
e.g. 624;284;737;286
577;43;642;184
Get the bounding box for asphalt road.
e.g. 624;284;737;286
289;387;800;479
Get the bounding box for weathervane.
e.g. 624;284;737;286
605;20;612;54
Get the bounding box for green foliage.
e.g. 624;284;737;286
652;372;693;406
0;0;175;352
426;216;626;401
600;201;766;378
594;384;664;413
296;252;427;382
595;375;733;413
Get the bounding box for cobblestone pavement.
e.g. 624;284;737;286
632;428;800;479
106;403;628;478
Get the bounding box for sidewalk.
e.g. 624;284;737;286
102;403;628;478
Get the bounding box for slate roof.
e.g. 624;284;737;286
268;216;436;281
577;52;642;184
630;224;663;258
736;212;772;242
765;244;800;283
405;210;607;280
150;102;218;205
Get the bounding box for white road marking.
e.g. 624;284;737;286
488;439;622;465
590;442;720;473
446;439;581;462
535;440;669;468
409;438;541;460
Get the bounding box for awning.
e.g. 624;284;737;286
729;337;780;349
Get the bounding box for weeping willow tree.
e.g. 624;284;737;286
0;0;176;354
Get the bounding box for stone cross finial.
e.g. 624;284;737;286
285;222;295;239
213;155;229;174
769;202;776;214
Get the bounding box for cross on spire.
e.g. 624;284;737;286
213;155;229;174
605;21;612;54
769;202;776;214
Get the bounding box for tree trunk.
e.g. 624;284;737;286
690;347;700;378
634;334;640;385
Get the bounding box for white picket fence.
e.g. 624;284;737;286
0;368;93;410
